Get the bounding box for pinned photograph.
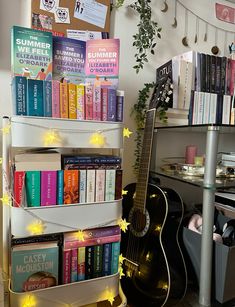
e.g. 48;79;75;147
40;0;60;13
55;7;70;24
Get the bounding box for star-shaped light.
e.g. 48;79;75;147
0;157;2;165
150;194;158;199
118;218;130;233
122;189;128;196
123;127;133;138
21;295;37;307
43;129;62;146
75;230;85;242
119;266;125;279
119;254;126;265
89;132;106;147
1;124;11;135
155;224;161;233
106;291;115;305
0;193;11;206
27;220;46;235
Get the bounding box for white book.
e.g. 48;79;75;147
95;169;105;202
178;60;193;110
79;170;86;203
86;169;96;203
222;95;231;125
192;91;199;125
203;92;210;124
105;170;116;201
209;93;217;124
197;92;204;125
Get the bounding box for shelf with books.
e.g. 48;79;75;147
11;200;122;238
9;273;119;307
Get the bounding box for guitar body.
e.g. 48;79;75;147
121;183;187;307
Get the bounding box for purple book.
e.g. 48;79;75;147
107;87;117;121
53;36;86;84
41;171;57;206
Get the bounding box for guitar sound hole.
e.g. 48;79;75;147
129;208;150;237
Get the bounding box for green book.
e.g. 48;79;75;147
93;245;103;278
25;171;40;207
111;241;120;275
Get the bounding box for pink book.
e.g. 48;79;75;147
101;87;108;121
52;80;60;118
64;234;121;249
93;84;101;120
95;169;105;202
40;171;57;206
85;84;93;120
63;248;71;284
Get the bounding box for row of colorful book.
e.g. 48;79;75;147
12;76;124;121
11;226;120;292
14;168;122;207
62;226;121;284
11;26;119;87
189;91;234;125
156;50;235;111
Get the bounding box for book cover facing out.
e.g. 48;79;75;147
11;242;59;292
85;39;120;89
11;26;52;80
53;36;86;84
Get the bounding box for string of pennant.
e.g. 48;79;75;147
161;0;235;55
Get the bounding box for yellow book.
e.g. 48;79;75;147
76;84;85;120
60;82;68;118
68;83;77;119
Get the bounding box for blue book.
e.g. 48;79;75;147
27;79;43;116
43;80;52;117
12;76;27;115
11;242;59;292
57;170;64;205
107;88;117;121
102;243;112;276
111;241;120;275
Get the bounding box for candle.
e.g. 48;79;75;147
185;145;197;164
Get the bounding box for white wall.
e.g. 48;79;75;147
0;0;235;189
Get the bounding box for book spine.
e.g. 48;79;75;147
64;163;121;170
41;171;57;206
27;79;44;116
115;169;122;200
95;169;105;202
188;90;194;125
64;234;121;249
85;84;93;120
14;171;25;207
210;55;216;93
43;80;52;117
215;56;222;94
200;53;206;92
25;171;40;207
68;83;77;119
220;57;227;95
102;243;112;276
216;94;223;125
57;170;64;205
86;169;96;203
107;88;117;121
105;169;116;201
85;246;94;279
222;95;231;125
93;245;103;278
63;156;121;165
229;59;235;96
101;87;108;121
63;248;71;284
93;84;101;120
76;84;85;120
226;58;231;95
209;93;217;124
71;248;78;282
79;169;86;203
77;246;86;281
52;80;60;118
64;170;79;204
12;76;27;115
60;82;68;118
116;90;124;122
197;92;204;125
203;92;210;124
111;241;120;275
192;91;199;125
205;54;211;92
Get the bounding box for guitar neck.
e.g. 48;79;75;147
135;109;156;210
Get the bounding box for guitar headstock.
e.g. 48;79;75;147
149;76;173;110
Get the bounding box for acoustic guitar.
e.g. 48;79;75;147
120;78;187;307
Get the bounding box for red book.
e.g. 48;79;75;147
115;169;123;200
14;171;25;207
62;248;71;284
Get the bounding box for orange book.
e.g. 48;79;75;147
68;83;77;119
60;82;68;118
64;170;79;204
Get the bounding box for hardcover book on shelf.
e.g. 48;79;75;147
27;79;44;116
53;36;86;84
11;242;59;292
11;26;52;80
85;39;120;89
77;246;86;281
64;170;79;204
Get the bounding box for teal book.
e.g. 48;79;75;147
12;76;27;115
111;241;120;275
11;25;52;80
43;80;52;117
11;242;59;293
25;171;40;207
57;170;64;205
27;79;44;116
93;245;103;278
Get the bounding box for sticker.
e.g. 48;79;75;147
67;29;103;41
32;13;53;30
215;3;235;24
55;7;70;24
74;0;108;29
40;0;60;13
